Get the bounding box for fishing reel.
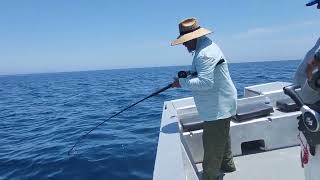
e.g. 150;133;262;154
284;85;320;132
178;71;188;78
177;71;198;78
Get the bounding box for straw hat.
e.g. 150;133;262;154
171;18;212;46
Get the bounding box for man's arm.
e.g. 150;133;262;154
312;37;320;52
303;38;320;64
179;55;218;91
297;37;320;82
305;38;320;80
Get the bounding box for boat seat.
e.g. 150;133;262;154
276;98;299;112
181;102;274;132
233;102;274;122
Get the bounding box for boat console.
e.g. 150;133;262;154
283;71;320;180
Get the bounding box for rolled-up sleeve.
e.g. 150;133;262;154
179;55;219;91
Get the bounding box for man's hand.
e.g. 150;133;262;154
172;77;181;88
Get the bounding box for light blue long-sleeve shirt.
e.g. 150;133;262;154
179;36;237;121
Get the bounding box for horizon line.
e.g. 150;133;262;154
0;59;299;77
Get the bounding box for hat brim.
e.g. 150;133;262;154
171;27;212;46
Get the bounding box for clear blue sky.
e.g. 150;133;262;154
1;0;320;75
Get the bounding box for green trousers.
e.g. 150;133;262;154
202;118;236;180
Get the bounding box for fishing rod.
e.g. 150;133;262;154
68;83;173;155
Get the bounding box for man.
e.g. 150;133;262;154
294;37;320;104
293;38;320;180
171;17;237;180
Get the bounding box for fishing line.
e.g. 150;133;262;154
68;83;173;155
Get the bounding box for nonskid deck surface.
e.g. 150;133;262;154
196;146;304;180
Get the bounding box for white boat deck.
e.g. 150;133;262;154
153;82;307;180
196;146;304;180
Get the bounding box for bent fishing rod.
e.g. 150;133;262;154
67;70;192;155
68;83;174;155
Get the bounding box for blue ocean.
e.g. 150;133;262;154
0;60;299;180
